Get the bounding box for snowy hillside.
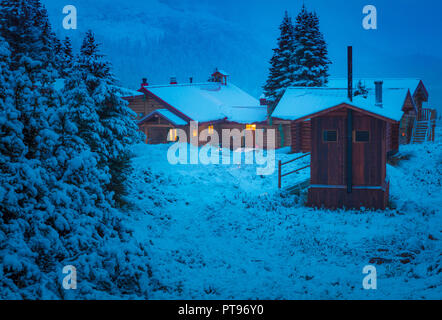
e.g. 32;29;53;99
42;0;269;97
125;128;442;299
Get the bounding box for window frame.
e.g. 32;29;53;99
353;130;370;143
322;130;338;143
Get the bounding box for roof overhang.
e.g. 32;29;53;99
293;103;399;124
138;109;187;126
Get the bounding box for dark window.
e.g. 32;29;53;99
355;131;370;142
323;130;337;142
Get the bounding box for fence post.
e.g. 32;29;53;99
278;160;282;189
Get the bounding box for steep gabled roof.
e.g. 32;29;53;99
414;80;429;101
402;90;417;112
138;82;265;123
272;87;408;122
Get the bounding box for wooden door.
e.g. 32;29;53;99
310;112;346;186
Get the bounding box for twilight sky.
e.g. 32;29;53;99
197;0;442;109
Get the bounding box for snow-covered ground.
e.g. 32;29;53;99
126;128;442;299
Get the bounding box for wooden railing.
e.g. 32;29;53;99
412;108;437;143
278;153;310;189
418;108;436;121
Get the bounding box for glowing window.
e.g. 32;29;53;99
168;129;178;142
208;125;214;134
246;124;256;131
192;129;198;137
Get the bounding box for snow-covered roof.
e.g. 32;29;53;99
327;78;422;93
144;82;264;123
216;70;229;76
138;109;188;126
222;106;268;124
273;87;408;122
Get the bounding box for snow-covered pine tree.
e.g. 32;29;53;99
78;30;142;206
263;11;297;111
0;1;151;299
0;36;28;224
292;5;331;87
0;0;62;297
354;80;368;98
59;37;74;77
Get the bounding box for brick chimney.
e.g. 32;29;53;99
141;78;148;87
170;76;177;85
260;97;267;106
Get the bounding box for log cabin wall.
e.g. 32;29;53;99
291;120;311;153
123;94;163;120
139;116;178;144
211;122;280;150
307;108;389;210
124;93;189;122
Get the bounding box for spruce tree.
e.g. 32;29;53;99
78;30;142;206
292;5;331;87
0;36;29;223
263;11;297;110
0;2;150;298
60;37;74;77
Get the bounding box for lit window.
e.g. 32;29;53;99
208;125;214;134
193;129;198;137
246;124;256;131
168;129;178;142
323;130;337;142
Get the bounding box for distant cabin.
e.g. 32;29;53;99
271;78;437;155
122;70;290;149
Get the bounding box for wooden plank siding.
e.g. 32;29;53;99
307;107;389;210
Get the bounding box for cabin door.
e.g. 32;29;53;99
310;114;346;186
147;127;171;144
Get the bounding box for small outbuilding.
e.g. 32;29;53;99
274;82;407;209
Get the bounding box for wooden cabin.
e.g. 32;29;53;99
122;70;290;149
272;78;436;154
274;82;406;209
306;105;393;209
